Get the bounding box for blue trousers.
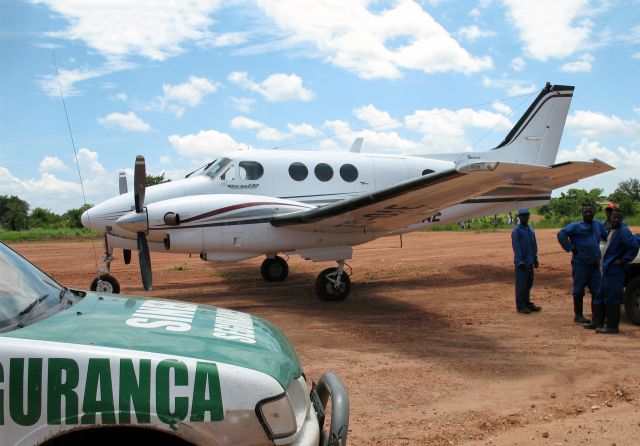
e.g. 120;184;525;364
594;270;625;306
515;266;534;309
571;263;601;301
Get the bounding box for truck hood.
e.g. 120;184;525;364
4;293;302;388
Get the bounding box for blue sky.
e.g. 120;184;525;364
1;0;639;213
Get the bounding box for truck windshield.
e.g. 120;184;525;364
0;242;68;333
203;157;231;180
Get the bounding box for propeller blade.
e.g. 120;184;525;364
136;232;153;291
134;155;146;213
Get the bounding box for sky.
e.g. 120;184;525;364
1;0;639;214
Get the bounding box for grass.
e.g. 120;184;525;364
169;265;192;271
0;227;101;242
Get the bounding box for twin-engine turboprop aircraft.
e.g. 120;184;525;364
81;83;613;300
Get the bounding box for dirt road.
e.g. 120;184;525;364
9;229;640;445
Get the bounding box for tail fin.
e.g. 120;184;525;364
485;83;574;166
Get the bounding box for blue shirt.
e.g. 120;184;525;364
602;224;640;275
512;224;538;266
557;220;607;265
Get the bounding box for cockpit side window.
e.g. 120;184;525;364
239;161;264;180
204;158;232;180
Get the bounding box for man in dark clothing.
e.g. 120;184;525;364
511;208;541;314
557;204;607;323
589;209;639;334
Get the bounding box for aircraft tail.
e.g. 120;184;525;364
465;83;574;167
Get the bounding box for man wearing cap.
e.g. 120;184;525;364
511;208;541;314
557;204;608;324
590;208;639;333
603;202;618;231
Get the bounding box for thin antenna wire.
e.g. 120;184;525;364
53;50;99;268
270;91;537;151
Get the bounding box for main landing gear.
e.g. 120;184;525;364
315;260;351;301
89;234;121;294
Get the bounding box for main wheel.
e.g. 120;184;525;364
260;256;289;282
315;267;351;301
623;276;640;325
90;274;121;294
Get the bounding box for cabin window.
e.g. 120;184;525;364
239;161;264;180
422;169;435;176
289;162;308;181
204;157;231;179
339;164;358;182
314;163;333;182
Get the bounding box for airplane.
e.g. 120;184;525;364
81;82;614;301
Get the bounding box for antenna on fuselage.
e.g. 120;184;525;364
349;137;363;153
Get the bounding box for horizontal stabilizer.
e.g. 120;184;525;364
516;159;614;190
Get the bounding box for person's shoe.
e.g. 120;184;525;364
527;303;542;312
595;326;619;334
584;303;604;329
517;307;532;314
596;305;620;334
574;314;590;324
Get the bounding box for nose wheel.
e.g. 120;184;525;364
261;255;289;281
90;274;121;294
315;260;351;301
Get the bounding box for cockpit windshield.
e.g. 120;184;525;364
203;157;232;180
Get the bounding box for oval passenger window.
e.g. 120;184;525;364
314;163;333;182
340;164;358;182
289;162;308;181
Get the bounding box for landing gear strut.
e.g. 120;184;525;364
315;260;351;301
89;234;121;294
261;255;289;282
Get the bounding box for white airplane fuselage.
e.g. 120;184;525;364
82;149;549;261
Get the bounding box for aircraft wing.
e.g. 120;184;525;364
271;161;548;233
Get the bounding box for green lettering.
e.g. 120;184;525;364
81;358;116;425
9;358;42;426
190;362;223;422
0;361;4;425
47;358;79;424
119;359;151;424
156;359;189;428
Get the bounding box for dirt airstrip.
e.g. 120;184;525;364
9;228;640;446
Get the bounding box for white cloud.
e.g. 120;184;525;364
457;25;495;42
491;100;512;115
405;107;512;152
228;71;314;102
34;0;221;62
151;76;219;117
287;123;321;137
502;0;594;61
114;93;128;101
97;112;151;132
168;130;241;159
159;155;172;164
482;76;538;96
510;56;525;71
77;148;107;175
229;97;255;113
566;111;640;138
557;139;620;164
230;116;289;141
353;105;401;129
37;63;131;97
560;53;595;72
322;120;420;153
257;0;492;79
631;52;640;60
39;156;66;173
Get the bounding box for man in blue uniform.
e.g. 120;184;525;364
557;204;607;324
511;208;541;314
592;208;639;334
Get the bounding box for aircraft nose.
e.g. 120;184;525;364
80;208;91;229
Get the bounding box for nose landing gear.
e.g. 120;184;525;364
89;234;121;294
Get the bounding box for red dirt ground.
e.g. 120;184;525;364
9;228;640;446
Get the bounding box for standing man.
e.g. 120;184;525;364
557;204;608;324
591;208;639;334
603;202;618;231
512;208;541;314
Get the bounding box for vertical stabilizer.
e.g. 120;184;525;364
469;83;574;167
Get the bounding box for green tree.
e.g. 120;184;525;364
608;178;640;216
145;172;170;186
0;195;30;230
29;207;61;228
62;203;93;228
539;188;605;219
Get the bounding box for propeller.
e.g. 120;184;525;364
118;171;132;264
133;155;153;291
